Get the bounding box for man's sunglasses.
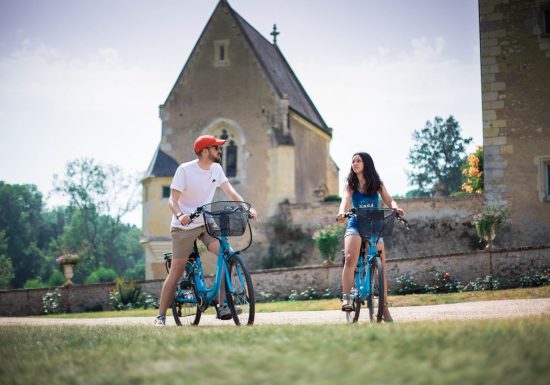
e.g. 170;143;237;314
208;145;222;151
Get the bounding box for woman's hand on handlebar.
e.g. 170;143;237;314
336;212;346;224
249;207;258;220
394;207;406;217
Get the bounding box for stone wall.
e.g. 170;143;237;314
479;0;550;247
2;245;548;317
270;196;482;265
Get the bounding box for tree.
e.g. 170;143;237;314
0;230;14;289
407;116;472;196
52;158;142;281
462;146;484;194
0;182;47;287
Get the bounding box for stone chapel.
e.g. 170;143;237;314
141;0;339;279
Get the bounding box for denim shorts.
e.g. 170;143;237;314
344;226;384;244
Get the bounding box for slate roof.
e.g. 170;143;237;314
143;147;179;179
227;3;330;135
164;0;330;136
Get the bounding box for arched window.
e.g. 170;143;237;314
216;128;239;178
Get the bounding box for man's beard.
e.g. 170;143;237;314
208;152;221;164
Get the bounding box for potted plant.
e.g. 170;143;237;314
473;205;509;250
56;253;79;286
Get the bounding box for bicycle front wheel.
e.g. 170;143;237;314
367;256;385;323
225;253;255;325
172;277;201;326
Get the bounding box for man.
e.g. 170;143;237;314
154;134;257;326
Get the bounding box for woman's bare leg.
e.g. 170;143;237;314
378;243;393;322
342;235;362;294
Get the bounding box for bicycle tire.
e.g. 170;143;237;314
345;293;362;323
172;276;201;326
225;253;255;325
367;256;385;323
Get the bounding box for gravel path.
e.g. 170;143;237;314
1;298;548;327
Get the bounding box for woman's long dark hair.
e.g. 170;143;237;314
346;152;382;195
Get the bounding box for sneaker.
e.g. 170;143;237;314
218;304;243;320
153;315;166;326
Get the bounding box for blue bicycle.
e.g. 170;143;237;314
164;201;255;326
343;207;409;323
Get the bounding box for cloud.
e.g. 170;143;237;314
0;40;169;219
294;37;482;194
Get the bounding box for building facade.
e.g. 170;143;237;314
479;0;550;247
142;0;339;279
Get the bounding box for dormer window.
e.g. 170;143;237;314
214;39;230;67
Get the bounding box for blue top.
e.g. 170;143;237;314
348;190;379;229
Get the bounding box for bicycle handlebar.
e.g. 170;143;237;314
187;204;254;224
342;208;410;230
188;207;203;222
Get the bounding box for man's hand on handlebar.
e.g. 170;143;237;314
178;213;192;226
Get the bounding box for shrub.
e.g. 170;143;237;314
288;287;333;301
47;270;66;287
424;270;458;293
259;291;276;302
109;278;159;310
459;275;502;291
461;146;484;194
42;289;63;314
313;224;344;262
519;266;550;288
323;195;342;202
23;278;47;289
85;267;118;284
395;273;424;294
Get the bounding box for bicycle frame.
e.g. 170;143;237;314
355;235;380;301
176;234;235;308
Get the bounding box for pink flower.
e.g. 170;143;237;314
443;273;450;279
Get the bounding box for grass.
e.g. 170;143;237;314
1;317;549;385
37;285;550;319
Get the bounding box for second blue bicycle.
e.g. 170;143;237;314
343;207;409;323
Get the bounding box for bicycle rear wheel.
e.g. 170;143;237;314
172;277;201;326
367;256;385;323
225;253;255;325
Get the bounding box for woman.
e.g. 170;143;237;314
336;152;406;322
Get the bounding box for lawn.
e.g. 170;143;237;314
1;317;548;385
37;285;550;319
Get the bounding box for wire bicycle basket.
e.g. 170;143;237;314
201;201;251;237
355;207;396;241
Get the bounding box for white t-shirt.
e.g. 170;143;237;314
170;160;228;230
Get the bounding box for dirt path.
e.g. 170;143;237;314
1;298;548;327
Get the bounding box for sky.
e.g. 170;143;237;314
0;0;482;226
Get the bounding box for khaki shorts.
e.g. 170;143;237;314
171;226;217;260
